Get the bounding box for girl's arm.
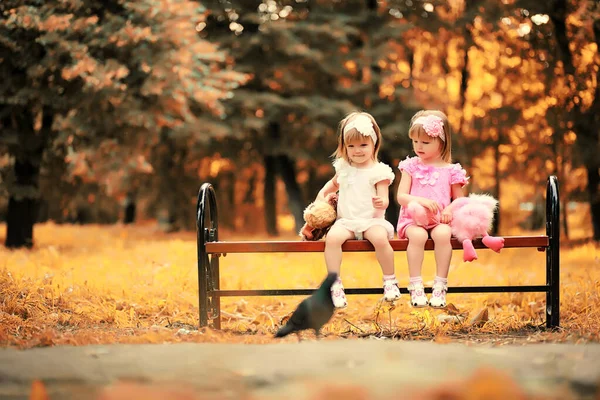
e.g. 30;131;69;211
316;175;339;201
372;180;390;210
444;184;466;211
440;183;466;223
396;173;440;213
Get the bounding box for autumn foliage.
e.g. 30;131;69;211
0;221;599;350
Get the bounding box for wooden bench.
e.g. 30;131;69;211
196;176;560;330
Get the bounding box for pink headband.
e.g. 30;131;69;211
413;115;445;141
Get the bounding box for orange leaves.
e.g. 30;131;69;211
108;22;156;47
98;382;202;400
71;16;100;31
1;8;40;30
0;223;599;348
411;368;531;400
29;380;49;400
61;56;97;81
39;14;73;32
62;58;129;93
162;96;189;119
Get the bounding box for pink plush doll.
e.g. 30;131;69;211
450;194;505;262
405;194;505;262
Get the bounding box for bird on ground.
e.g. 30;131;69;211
274;272;337;339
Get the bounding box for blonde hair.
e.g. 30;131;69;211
409;109;452;162
333;111;382;163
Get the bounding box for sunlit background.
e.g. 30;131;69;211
0;0;599;346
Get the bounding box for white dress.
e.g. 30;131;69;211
332;158;395;240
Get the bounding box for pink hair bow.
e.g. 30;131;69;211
413;115;445;141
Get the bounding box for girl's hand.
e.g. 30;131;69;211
372;196;387;209
418;198;439;214
325;193;338;203
440;209;453;224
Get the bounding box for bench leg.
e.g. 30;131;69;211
546;176;560;329
210;253;221;329
199;249;209;327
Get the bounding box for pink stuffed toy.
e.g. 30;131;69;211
404;194;505;262
450;194;505;262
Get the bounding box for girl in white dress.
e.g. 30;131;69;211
314;112;400;308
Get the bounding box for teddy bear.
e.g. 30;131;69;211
404;193;505;262
299;195;338;241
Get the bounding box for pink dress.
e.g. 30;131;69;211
396;156;469;238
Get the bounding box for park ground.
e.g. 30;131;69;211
0;220;599;399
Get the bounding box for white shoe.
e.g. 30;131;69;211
383;279;401;301
407;281;428;307
330;281;348;308
429;282;447;308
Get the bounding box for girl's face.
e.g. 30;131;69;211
411;132;442;163
345;136;374;167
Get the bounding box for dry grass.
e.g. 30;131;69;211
0;221;599;348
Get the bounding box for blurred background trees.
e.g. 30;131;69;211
1;0;598;247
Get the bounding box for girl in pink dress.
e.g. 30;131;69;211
396;110;468;308
314;112;400;308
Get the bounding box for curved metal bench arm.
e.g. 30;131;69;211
196;183;220;328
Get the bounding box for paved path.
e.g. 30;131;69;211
1;341;599;399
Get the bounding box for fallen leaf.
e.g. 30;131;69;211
445;303;461;315
437;314;466;324
470;308;489;327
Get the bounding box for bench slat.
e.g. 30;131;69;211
205;235;549;254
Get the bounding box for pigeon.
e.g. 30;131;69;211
274;272;337;339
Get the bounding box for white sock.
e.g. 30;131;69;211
434;276;448;285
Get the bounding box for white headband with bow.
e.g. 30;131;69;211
343;115;377;145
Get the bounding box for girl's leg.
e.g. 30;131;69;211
405;225;429;307
429;224;453;307
324;224;353;308
324;224;354;274
364;226;400;301
405;225;428;277
430;224;453;279
364;225;394;275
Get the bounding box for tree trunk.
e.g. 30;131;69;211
587;163;600;241
492;143;500;235
154;130;190;232
550;4;600;241
264;155;278;236
306;162;320;202
5;158;40;248
559;150;570;239
379;150;400;229
276;155;304;232
123;193;136;224
455;0;476;170
4;107;49;249
215;170;235;229
551;116;569;239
